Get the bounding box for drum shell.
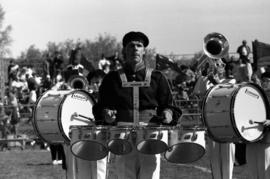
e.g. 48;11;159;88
202;83;267;143
64;143;107;179
136;126;168;155
107;126;133;155
70;126;109;161
165;128;206;163
33;89;95;144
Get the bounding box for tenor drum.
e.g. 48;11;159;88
70;126;109;161
64;143;107;179
107;126;133;155
136;126;168;155
164;127;206;163
202;83;269;143
33;89;95;143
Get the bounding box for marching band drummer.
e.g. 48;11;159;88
93;31;181;179
193;58;236;179
245;120;270;179
245;70;270;179
62;47;108;179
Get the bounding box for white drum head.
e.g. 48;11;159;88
60;90;95;141
234;85;266;141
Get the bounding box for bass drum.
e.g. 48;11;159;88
33;89;95;143
202;83;269;143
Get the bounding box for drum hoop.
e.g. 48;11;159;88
58;90;97;143
135;126;169;130
111;126;134;130
70;125;109;131
164;144;206;163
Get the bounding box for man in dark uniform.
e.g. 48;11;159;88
94;31;180;179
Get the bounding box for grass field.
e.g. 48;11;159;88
0;118;249;179
0;146;249;179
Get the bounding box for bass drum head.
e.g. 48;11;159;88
233;84;267;142
59;90;96;141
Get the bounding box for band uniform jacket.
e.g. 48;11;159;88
93;66;181;125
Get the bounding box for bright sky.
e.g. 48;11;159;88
1;0;270;58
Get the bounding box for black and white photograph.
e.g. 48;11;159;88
0;0;270;178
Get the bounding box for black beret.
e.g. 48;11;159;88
122;31;149;48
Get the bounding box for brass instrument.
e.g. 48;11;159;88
67;75;89;90
203;32;229;59
197;32;229;74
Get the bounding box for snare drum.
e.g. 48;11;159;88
33;89;95;143
70;126;109;161
136;126;168;155
107;126;133;155
202;83;269;143
164;127;206;163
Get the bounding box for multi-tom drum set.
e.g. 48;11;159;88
32;82;269;164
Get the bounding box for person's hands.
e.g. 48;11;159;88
103;109;117;124
162;109;173;124
263;120;270;127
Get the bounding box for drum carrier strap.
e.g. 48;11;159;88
119;68;153;126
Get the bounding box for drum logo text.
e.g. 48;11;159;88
72;93;88;101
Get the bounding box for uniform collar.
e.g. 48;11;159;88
123;61;145;75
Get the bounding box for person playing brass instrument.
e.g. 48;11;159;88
193;32;235;179
63;47;89;90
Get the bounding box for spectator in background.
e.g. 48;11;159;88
26;73;38;120
98;54;111;74
237;40;251;63
8;60;16;83
42;53;54;85
52;51;64;82
5;88;20;135
0;102;9;139
236;41;253;81
107;52;123;71
9;64;19;87
66;48;84;74
233;58;253;83
87;69;106;101
63;48;84;80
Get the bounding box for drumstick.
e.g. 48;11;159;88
249;120;265;125
73;112;94;122
72;117;93;124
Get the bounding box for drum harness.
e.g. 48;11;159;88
119;68;153;127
